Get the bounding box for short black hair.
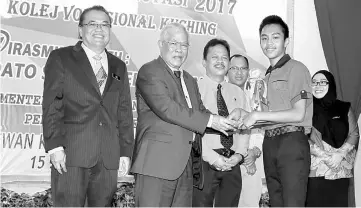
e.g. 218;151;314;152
78;5;112;39
79;5;111;26
230;54;249;67
203;38;230;60
259;15;289;39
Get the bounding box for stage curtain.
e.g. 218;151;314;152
314;0;361;118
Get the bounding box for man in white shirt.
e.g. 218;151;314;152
227;54;265;207
192;39;251;207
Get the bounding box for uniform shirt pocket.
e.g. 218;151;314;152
272;79;288;91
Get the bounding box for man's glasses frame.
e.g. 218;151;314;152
229;66;249;73
81;22;111;30
164;41;189;51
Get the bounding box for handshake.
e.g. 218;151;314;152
211;108;252;136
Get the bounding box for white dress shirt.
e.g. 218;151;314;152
81;43;108;94
198;75;251;165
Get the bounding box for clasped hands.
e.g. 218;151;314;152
212;153;244;172
310;133;348;170
211;108;254;135
321;150;346;170
213;147;261;172
314;145;346;169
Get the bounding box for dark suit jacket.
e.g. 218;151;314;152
42;41;134;169
130;56;210;180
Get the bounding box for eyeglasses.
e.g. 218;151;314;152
311;81;329;86
81;22;111;30
164;41;189;51
229;66;249;73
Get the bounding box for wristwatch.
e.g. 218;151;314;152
235;152;247;165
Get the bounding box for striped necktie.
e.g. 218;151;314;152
217;84;233;149
93;55;107;91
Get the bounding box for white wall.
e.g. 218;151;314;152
234;0;328;76
293;0;328;76
233;0;288;67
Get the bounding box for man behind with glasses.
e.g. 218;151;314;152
227;54;265;207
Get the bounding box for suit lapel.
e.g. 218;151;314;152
157;57;189;107
102;52;115;98
183;73;198;109
73;42;101;95
158;57;183;92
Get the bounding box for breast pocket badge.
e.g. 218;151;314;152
112;73;121;81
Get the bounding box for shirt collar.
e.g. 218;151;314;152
265;54;291;75
159;55;183;74
81;43;106;61
203;74;227;89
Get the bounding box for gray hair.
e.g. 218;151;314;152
159;22;189;41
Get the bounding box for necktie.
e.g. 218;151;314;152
174;70;181;78
174;70;184;92
265;66;273;75
217;84;233;149
93;55;107;90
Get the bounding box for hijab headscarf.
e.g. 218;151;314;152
312;70;350;148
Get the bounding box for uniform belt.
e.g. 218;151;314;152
265;125;304;138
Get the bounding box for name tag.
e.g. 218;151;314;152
112;73;121;81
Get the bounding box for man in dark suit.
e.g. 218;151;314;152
42;5;134;206
130;22;238;207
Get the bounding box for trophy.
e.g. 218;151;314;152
243;68;276;128
244;68;268;112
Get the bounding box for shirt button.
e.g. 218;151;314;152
100;101;103;105
99;122;103;126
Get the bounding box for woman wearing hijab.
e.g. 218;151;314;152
306;70;359;207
